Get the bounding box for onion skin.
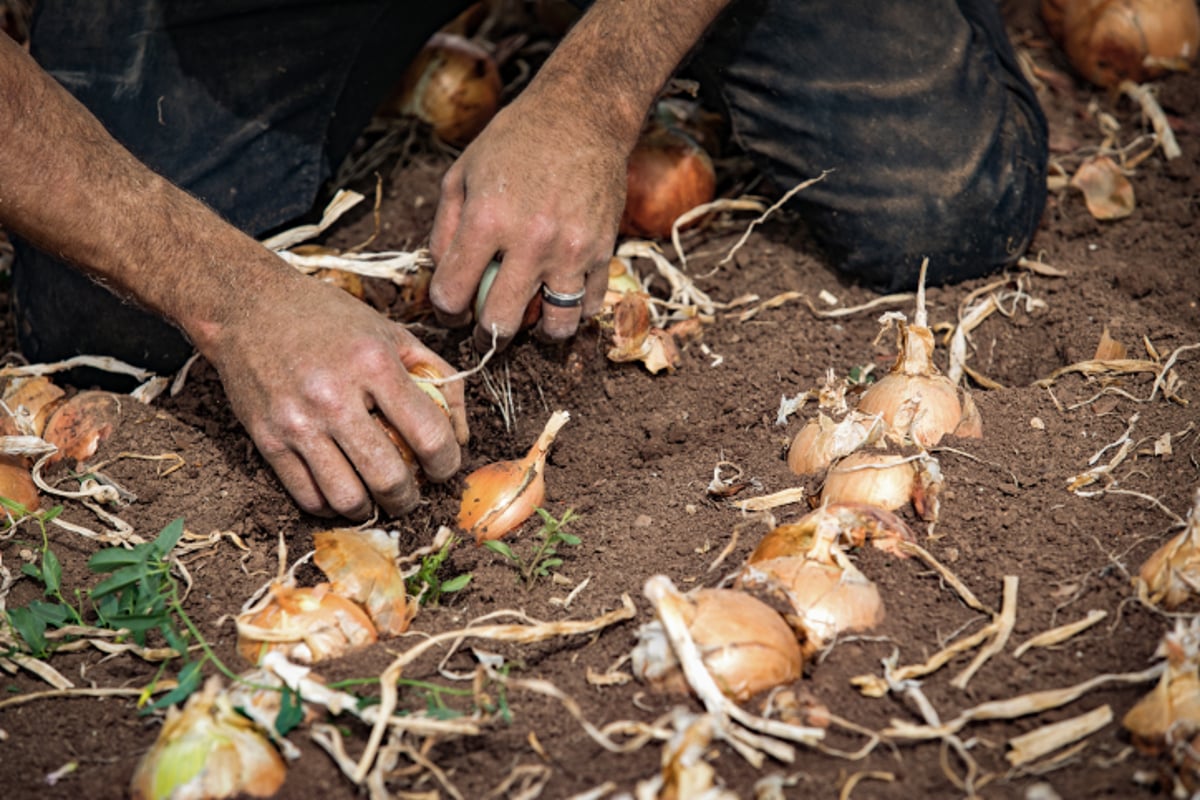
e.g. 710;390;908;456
130;676;286;800
458;410;570;543
312;529;417;636
787;410;883;476
1136;488;1200;608
1047;0;1200;87
392;33;501;146
41;390;121;465
631;587;803;702
820;452;917;513
236;582;378;666
620;125;716;239
0;454;38;512
1122;619;1200;755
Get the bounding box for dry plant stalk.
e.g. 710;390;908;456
1006;704;1113;767
951;575;1018;690
355;596;637;783
1013;610;1108;658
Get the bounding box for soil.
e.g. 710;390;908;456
2;2;1200;799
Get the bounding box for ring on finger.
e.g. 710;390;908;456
541;285;586;308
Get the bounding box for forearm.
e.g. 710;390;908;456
527;0;731;146
0;34;298;359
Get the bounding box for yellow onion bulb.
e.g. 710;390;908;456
1137;488;1200;609
631;587;803;702
394;32;501;146
236;582;378;665
820;452;917;513
0;376;65;437
312;528;417;636
619;125;716;239
41;390;121;465
130;677;286;800
787;410;883;476
1053;0;1200;87
0;454;38;512
738;556;884;654
1123;618;1200;754
749;503;915;562
458;409;570;543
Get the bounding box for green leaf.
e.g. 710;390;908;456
440;573;472;593
27;600;73;628
42;547;62;596
0;496;31;516
539;557;563;572
146;660;203;712
274;687;305;736
150;518;186;560
556;532;581;547
90;563;152;599
87;546;151;572
6;607;48;655
20;563;42;582
483;540;518;562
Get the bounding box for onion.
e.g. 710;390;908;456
130;676;286;800
787;410;884;476
821;451;944;523
605;291;683;374
0;376;64;437
236;582;378;665
620;124;716;239
314;267;365;299
474;259;542;328
458;409;569;543
602;255;644;313
41;390;121;465
749;503;915;562
1123;618;1200;754
0;454;38;512
390;33;502;146
738;506;887;654
631;587;803;702
1137;488;1200;609
312;528;417;636
1044;0;1200;87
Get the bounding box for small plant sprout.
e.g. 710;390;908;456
405;533;473;606
484;508;581;588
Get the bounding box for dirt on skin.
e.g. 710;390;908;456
2;2;1200;798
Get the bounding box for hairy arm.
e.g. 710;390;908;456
0;33;467;519
429;0;730;346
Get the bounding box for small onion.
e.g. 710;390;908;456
820;452;917;513
236;582;378;665
619;124;716;240
130;676;286;800
1136;488;1200;609
0;376;65;437
1046;0;1200;87
474;260;542;329
312;528;417;636
1123;618;1200;754
631;587;803;702
787;410;884;476
0;454;38;512
458;409;569;543
41;390;121;465
390;33;502;146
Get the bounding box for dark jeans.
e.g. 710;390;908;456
14;0;1046;379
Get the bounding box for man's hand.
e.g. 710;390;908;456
428;0;731;348
428;93;624;348
209;273;468;520
0;34;466;519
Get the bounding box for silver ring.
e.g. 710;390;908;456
541;285;586;308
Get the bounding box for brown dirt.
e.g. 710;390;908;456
2;3;1200;798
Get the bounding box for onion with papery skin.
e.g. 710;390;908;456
41;390;121;465
1136;488;1200;609
821;451;944;522
0;453;38;511
1044;0;1200;88
0;376;64;436
749;503;915;562
312;528;417;636
458;409;570;543
474;260;542;328
236;582;378;665
1123;617;1200;754
787;410;884;476
389;32;501;147
631;587;803;702
620;124;716;239
738;505;887;655
130;676;286;800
